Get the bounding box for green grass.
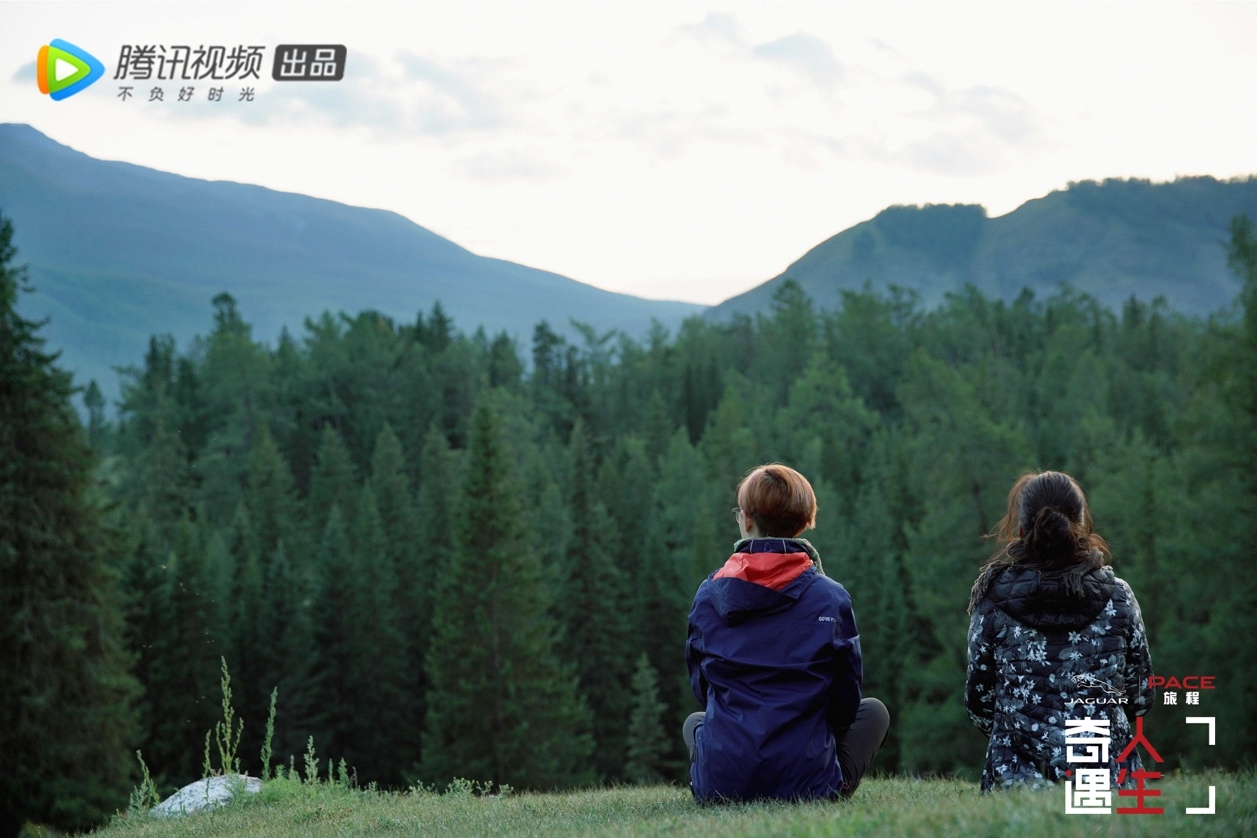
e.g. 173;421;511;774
96;772;1255;837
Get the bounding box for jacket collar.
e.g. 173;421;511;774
715;538;817;591
988;565;1117;630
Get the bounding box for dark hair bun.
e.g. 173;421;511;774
1025;505;1074;558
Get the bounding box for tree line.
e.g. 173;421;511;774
3;209;1256;834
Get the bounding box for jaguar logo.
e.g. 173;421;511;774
1070;673;1127;705
1072;673;1122;696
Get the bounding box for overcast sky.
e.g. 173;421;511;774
4;1;1256;305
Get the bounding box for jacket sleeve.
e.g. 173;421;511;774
965;601;998;733
826;594;862;735
685;593;709;709
1121;581;1154;716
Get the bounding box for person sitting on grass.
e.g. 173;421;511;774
965;470;1154;792
683;463;890;802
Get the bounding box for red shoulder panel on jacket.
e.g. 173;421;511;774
713;551;813;591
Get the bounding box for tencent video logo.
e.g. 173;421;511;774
36;39;105;100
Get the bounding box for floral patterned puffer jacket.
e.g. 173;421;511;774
965;564;1154;791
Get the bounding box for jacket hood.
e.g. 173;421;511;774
708;538;819;626
988;565;1117;630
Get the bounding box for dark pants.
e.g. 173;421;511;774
683;697;890;798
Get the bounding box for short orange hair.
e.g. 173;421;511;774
736;463;817;538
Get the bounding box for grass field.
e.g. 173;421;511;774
95;771;1255;837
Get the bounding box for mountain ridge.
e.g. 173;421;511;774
0;123;701;403
710;174;1257;320
4;122;1254;407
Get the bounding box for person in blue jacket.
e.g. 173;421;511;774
684;463;890;802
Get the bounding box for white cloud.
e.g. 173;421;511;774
673;11;744;49
675;13;845;92
904;72;1042;145
751;33;844;89
868;72;1050;175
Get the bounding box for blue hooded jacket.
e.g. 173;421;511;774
686;537;862;802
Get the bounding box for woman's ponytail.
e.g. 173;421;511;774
1023;505;1076;561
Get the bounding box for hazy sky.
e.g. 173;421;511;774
4;2;1256;305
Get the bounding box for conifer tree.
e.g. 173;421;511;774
219;503;265;764
245;426;303;566
655;429;714;591
625;653;669;784
415;421;456;601
83;379;110;451
418;301;453;353
244;426;315;757
140;413;195;540
144;516;221;784
531;321;577;438
0;211;139;835
488;331;524;390
310;506;356;762
844;476;911;771
120;508;167;777
258;537;319;763
345;483;412;784
196;293;273;526
528;461;572;574
370;424;427;768
205;527;235;644
642;390;674;464
556;420;631;780
307;424;358;537
777;351;877;504
701;375;765;494
371;425;420;584
412;421;460;769
117;334;178;454
421;395;593;790
751;279;819;403
116;336;200;543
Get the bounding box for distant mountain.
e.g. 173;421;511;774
0;124;702;402
709;176;1257;320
